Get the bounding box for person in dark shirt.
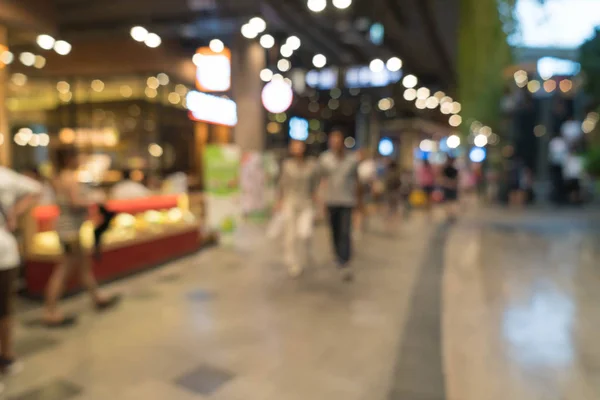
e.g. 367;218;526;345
442;157;459;220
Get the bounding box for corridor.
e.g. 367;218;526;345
6;209;600;400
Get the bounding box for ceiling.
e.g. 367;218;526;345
4;0;460;123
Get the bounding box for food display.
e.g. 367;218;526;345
27;195;198;257
23;194;204;298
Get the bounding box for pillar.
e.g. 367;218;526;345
355;112;370;149
0;26;9;166
231;37;266;152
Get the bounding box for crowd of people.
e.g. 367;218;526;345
274;129;469;281
0;148;196;387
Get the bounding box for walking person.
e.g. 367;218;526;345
382;161;402;232
0;167;40;382
44;148;120;327
417;159;435;214
318;130;362;282
276;140;319;278
441;157;460;221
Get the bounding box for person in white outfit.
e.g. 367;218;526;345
0;167;41;380
277;140;319;278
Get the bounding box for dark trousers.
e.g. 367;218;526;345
327;206;352;266
549;164;565;204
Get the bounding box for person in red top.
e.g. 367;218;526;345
417;159;435;212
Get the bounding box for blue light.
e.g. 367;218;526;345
289;117;309;141
369;23;384;45
469;147;487;163
378;138;394;156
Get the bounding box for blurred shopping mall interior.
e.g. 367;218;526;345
0;0;600;399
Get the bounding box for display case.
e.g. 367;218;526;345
23;194;203;298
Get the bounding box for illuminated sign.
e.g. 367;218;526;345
369;23;384;45
289;117;309;141
262;80;294;113
469;147;486;163
305;68;338;90
378;138;394;156
195;47;231;92
537;57;580;79
186;91;238;127
345;66;402;88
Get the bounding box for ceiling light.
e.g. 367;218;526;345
260;34;275;49
386;57;402;72
440;96;453;104
19;52;35;66
209;39;224;53
120;85;133;98
130;26;148;42
378;98;393;111
434;91;445;100
33;55;46;69
277;59;291;72
447;135;460;149
260;69;273;82
415;99;426;109
157;73;169;85
56;81;70;93
307;0;327;12
333;0;352;9
145;33;161;48
38;133;50;147
54;40;72;55
449;114;462;127
403;88;417;101
168;92;181;104
440;102;453;114
147;76;159;89
36;34;55;50
402;74;417;88
313;54;327;68
474;134;488;147
241;23;258;39
0;51;13;65
286;36;301;50
369;58;384;73
91;79;105;92
280;44;293;58
451;102;461;114
425;96;439;109
249;17;267;33
527;80;540;93
11;73;27;86
416;87;430;100
145;87;157;98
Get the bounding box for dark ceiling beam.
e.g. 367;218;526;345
0;0;56;32
262;0;357;66
414;0;456;83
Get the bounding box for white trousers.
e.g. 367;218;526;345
282;204;314;269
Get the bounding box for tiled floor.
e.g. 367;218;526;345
5;208;600;399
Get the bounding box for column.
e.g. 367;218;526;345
355;112;369;149
231;37;266;152
0;26;9;166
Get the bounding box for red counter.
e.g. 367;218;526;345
24;195;203;298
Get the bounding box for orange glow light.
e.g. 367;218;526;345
194;47;231;92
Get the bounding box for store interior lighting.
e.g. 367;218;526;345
307;0;327;12
36;34;55;50
312;54;327;68
333;0;353;9
54;40;72;55
260;34;275;49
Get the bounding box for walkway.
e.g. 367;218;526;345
5;208;600;399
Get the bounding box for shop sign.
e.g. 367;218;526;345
345;66;402;88
186;91;238;127
195;47;231;92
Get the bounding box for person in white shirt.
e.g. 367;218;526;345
563;151;584;204
110;170;152;200
0;167;41;376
